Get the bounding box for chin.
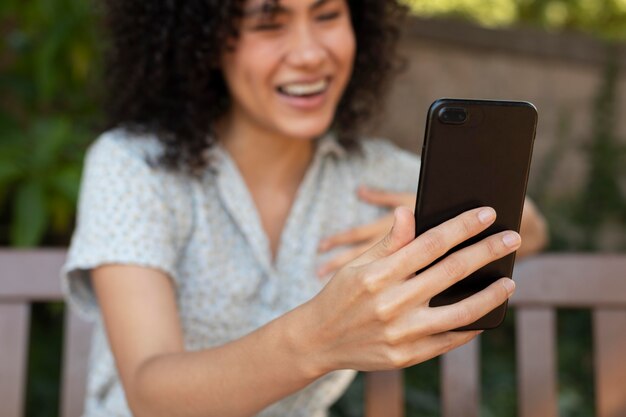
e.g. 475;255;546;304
276;114;335;141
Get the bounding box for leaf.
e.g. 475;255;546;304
49;193;73;235
10;180;48;247
49;164;81;202
29;117;71;172
70;41;91;82
0;162;21;185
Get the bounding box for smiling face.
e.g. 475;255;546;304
220;0;356;143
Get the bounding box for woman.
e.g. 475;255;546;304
62;1;548;416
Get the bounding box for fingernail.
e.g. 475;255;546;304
318;241;328;252
502;278;516;294
502;232;521;248
317;266;327;277
478;208;496;224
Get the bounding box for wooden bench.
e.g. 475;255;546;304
2;250;626;417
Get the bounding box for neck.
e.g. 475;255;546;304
216;113;316;194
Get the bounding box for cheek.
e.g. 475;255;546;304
223;44;277;99
326;26;356;75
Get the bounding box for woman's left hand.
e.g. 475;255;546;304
316;185;415;279
316;186;549;279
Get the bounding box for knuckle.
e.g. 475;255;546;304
354;228;368;240
485;237;501;258
496;280;511;301
453;306;474;326
419;318;441;337
421;231;445;258
358;269;384;295
374;299;395;323
441;255;466;279
386;348;410;368
459;215;475;236
382;325;404;346
379;233;393;251
440;333;458;355
346;229;359;241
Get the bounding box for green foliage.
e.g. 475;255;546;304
574;47;626;249
403;0;626;40
0;117;90;246
533;47;626;252
0;0;102;246
557;310;594;417
25;303;64;417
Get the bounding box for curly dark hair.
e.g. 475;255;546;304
102;0;408;174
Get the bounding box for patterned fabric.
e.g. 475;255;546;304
61;128;421;417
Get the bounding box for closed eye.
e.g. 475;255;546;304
317;11;341;21
253;23;284;31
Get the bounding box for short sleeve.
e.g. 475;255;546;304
60;131;180;320
359;138;422;194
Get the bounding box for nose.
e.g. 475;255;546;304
285;23;327;69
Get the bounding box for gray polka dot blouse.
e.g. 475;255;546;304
61;128;421;417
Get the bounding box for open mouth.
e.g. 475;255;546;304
276;78;330;98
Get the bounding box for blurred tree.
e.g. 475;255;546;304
403;0;626;40
0;0;103;246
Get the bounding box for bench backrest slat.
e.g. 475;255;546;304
516;307;558;417
593;309;626;417
441;338;480;417
0;303;31;417
365;370;404;417
61;310;94;417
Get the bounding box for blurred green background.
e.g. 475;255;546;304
1;0;624;416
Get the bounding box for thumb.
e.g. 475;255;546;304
352;206;415;266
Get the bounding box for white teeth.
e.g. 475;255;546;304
279;79;328;96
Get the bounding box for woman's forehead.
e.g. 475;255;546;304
243;0;340;12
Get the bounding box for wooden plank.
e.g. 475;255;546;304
441;337;479;417
0;303;31;417
594;309;626;417
0;250;67;300
516;307;558;417
60;310;94;417
511;255;626;307
365;370;404;417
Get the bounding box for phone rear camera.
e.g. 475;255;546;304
438;107;468;125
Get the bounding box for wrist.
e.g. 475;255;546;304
281;300;333;380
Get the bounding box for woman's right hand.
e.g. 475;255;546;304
297;205;520;376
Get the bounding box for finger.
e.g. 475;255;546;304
318;215;392;253
384;278;513;346
358;185;414;208
348;206;415;268
420;231;521;299
317;243;373;278
374;206;497;283
386;230;521;307
426;277;515;334
408;330;480;366
386;330;480;369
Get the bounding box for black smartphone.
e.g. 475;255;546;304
414;98;538;330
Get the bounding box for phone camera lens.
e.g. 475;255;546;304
438;107;468;125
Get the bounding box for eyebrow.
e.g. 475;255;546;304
243;0;334;17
